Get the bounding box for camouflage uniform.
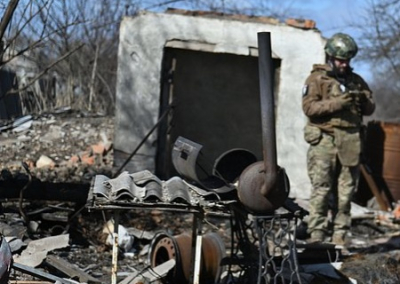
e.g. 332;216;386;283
302;63;375;241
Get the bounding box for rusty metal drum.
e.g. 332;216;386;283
366;121;400;201
149;231;226;283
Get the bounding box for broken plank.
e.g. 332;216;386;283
12;263;76;284
360;164;390;211
119;259;175;284
10;282;53;284
45;255;102;283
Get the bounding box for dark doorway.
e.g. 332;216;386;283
156;47;281;179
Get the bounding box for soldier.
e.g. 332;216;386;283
302;33;375;245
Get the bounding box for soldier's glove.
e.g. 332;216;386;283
349;90;367;102
349;90;367;115
333;94;353;110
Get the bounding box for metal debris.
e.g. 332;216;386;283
0;237;12;284
148;232;226;284
45;255;102;283
118;259;176;284
13;234;69;267
12;262;77;284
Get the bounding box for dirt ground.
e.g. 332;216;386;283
0;111;119;282
0;110;114;183
2;111;400;283
0;111;223;283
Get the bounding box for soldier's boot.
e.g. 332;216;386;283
310;230;325;243
332;231;347;246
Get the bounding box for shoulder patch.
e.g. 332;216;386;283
302;85;309;97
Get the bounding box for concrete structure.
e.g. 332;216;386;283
114;10;326;199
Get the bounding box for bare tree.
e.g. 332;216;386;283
27;0;138;114
0;0;137;115
355;0;400;76
351;0;400;122
0;0;88;114
0;0;297;116
0;0;19;60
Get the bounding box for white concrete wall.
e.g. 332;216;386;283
115;11;326;199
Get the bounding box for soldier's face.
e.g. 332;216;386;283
333;58;350;75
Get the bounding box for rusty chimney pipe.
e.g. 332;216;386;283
257;32;278;197
237;32;289;213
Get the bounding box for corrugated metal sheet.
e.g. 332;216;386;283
92;170;223;206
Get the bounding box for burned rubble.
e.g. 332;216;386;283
1;34;400;284
1;109;400;283
0;109;113;183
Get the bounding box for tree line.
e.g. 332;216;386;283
0;0;398;121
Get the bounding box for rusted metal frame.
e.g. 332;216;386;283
287;216;303;283
88;199;234;217
221;204;260;283
225;204;303;283
88;203;202;214
90;204;223;284
253;213;302;284
221;211;241;280
88;191;232;283
257;32;278;197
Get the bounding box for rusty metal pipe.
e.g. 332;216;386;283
257;32;278;197
236;32;289;213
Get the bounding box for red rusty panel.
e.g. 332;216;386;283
366;121;400;201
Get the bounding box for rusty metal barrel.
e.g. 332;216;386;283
365;121;400;201
149;232;226;283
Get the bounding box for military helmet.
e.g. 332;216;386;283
324;33;358;60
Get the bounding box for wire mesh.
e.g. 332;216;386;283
223;206;302;284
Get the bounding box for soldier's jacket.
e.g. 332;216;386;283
302;63;375;133
302;64;375;166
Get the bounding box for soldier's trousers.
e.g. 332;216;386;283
306;133;360;235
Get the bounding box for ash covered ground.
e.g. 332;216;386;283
0;110;114;183
0;111;225;283
1;111;400;283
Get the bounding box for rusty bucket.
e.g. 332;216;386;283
366;121;400;201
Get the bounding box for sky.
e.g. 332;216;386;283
162;0;372;80
286;0;371;80
292;0;364;35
